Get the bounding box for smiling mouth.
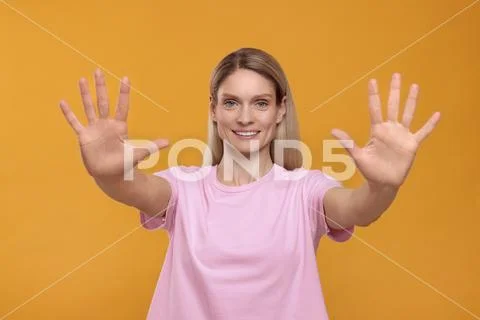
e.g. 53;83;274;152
232;130;261;138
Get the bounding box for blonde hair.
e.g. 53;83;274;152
207;47;303;171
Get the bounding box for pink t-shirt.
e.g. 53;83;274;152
139;164;354;319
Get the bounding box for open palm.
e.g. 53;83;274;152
331;73;441;188
59;69;169;178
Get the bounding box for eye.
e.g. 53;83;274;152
256;100;269;109
223;100;237;109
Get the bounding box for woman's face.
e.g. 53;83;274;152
211;69;286;158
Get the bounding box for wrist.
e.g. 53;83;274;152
366;180;400;195
93;168;139;187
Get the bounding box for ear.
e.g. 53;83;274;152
276;95;287;124
210;96;217;122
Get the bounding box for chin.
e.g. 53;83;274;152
231;140;273;160
228;142;261;155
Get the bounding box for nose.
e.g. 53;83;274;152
236;105;254;125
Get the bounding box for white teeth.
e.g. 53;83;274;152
234;131;258;136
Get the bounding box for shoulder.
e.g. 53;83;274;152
153;165;214;184
273;165;340;188
304;169;342;193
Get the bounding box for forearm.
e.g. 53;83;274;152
93;169;159;211
324;181;399;229
347;181;399;226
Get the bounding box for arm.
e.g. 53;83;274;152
58;69;172;219
326;73;440;229
323;182;399;228
94;168;172;218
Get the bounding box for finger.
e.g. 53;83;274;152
413;112;441;144
387;73;401;122
59;100;84;135
132;139;170;164
94;68;109;119
368;79;383;125
331;128;360;159
78;78;97;124
115;77;130;121
401;84;419;128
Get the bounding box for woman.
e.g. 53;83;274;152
59;47;440;319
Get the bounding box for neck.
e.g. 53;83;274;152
217;154;274;187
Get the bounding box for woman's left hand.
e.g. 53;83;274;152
331;73;441;189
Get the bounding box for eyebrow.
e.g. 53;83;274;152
220;93;273;100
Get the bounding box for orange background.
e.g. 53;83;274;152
0;0;478;319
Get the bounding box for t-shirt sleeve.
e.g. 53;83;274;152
139;167;178;234
304;170;354;243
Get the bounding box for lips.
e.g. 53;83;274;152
232;130;260;138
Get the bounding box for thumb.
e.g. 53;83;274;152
131;138;170;165
330;128;360;159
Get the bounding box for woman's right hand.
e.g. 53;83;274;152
59;69;169;179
